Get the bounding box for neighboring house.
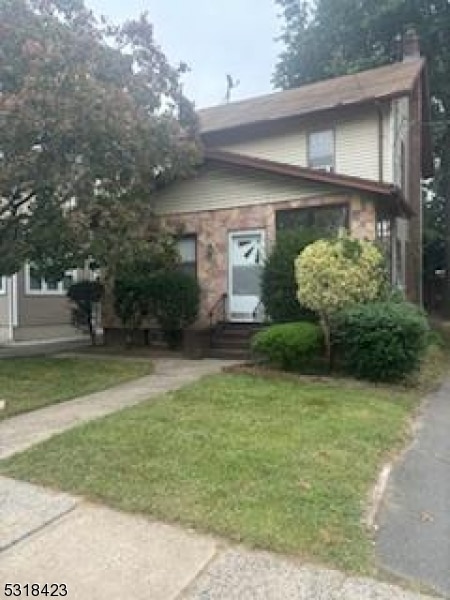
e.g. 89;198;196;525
148;32;432;327
0;267;85;344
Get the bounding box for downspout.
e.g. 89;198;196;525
375;101;384;183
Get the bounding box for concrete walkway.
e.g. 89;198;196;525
0;477;440;600
377;377;450;598
0;358;233;460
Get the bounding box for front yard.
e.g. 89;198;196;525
0;369;419;574
0;357;153;420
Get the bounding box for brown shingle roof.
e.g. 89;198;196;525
199;59;425;134
205;150;413;218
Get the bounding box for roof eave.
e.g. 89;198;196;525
205;150;413;218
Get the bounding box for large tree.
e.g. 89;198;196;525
0;0;200;280
274;0;450;314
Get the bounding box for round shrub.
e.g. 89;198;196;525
261;229;319;323
332;301;430;382
251;322;324;371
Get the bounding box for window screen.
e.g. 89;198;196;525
177;235;197;279
308;130;334;171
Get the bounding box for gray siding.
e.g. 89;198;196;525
16;270;73;328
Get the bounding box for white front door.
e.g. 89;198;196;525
228;230;265;322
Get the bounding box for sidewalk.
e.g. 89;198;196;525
0;477;439;600
377;377;450;597
0;358;234;460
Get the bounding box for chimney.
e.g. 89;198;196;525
403;28;420;61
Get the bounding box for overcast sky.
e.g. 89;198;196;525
87;0;281;108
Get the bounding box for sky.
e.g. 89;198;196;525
87;0;281;108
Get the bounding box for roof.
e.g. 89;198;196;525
205;150;413;218
199;59;425;134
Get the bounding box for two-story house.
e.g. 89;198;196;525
1;33;432;345
151;33;432;328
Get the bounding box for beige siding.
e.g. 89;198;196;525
335;112;379;180
221;128;307;166
383;106;393;183
211;106;393;183
153;165;334;216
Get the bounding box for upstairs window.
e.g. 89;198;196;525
177;235;197;279
308;129;334;171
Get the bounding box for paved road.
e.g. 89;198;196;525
377;378;450;598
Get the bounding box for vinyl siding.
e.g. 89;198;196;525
16;270;73;328
334;113;378;179
210;104;401;184
153;165;335;216
221;128;307;166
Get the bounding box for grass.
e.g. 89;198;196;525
0;370;419;574
0;357;153;420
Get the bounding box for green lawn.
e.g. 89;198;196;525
0;357;153;420
0;371;417;573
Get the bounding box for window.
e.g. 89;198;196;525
376;210;393;281
395;238;405;290
177;235;197;279
26;264;77;295
276;204;349;235
0;276;5;295
308;129;334;171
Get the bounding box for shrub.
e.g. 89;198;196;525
296;234;386;365
332;301;430;382
251;322;324;371
114;273;152;342
261;229;319;323
150;271;200;349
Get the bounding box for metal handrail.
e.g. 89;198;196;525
208;293;228;330
252;299;264;322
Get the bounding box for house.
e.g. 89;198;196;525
4;32;431;346
146;31;432;332
0;267;87;344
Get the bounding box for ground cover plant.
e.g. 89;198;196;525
0;357;153;420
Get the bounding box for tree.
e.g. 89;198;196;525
0;0;200;280
274;0;450;315
295;235;385;366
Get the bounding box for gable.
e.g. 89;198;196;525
151;164;348;216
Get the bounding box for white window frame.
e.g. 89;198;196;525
0;276;6;295
307;128;335;172
25;264;77;296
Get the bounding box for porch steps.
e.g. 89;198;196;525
208;322;265;360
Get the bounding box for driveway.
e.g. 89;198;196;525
377;378;450;597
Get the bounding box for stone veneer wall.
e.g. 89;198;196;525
159;193;376;323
